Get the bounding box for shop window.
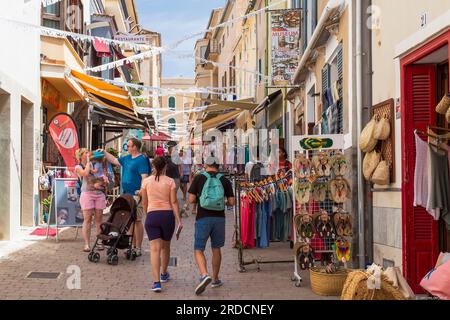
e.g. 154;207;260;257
169;96;176;110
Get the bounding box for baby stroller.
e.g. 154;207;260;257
88;194;137;265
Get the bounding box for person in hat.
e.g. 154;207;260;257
188;157;235;295
103;138;150;257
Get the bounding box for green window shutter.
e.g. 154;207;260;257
337;44;343;133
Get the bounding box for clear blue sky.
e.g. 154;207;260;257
135;0;225;78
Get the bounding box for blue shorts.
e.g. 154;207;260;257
181;175;190;183
145;211;175;241
194;217;225;251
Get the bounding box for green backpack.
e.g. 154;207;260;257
199;172;225;211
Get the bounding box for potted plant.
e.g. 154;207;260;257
41;195;52;224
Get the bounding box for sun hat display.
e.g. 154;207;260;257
363;150;381;181
359;115;378;152
371;160;390;185
435;93;450;115
373;114;391;140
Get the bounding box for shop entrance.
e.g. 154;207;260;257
401;30;450;293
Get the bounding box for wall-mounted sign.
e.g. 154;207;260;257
270;9;300;86
292;134;345;152
114;34;148;44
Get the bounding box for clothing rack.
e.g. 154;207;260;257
235;172;294;273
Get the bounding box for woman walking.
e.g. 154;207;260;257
74;148;107;252
141;156;182;292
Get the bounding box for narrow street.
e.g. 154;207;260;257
0;196;327;300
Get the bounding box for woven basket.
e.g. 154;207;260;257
310;268;349;296
341;270;406;300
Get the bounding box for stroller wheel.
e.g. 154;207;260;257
125;250;131;260
88;252;94;262
92;252;100;263
107;254;118;265
107;248;118;256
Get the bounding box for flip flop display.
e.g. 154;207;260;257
312;152;332;177
334;238;351;262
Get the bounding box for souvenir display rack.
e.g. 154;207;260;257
290;135;353;287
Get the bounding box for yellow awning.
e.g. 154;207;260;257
202;110;241;132
70;70;134;115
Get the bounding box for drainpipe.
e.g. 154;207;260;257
356;0;365;269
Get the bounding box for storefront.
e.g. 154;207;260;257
400;29;450;293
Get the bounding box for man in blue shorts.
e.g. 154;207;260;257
188;158;235;295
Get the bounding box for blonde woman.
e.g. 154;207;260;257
74;148;106;252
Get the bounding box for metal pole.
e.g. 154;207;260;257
356;0;366;269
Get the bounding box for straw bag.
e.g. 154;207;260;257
341;270;406;300
359;116;378;152
436;93;450;114
363;150;380;181
373;114;390;140
371;160;390;185
446;104;450;123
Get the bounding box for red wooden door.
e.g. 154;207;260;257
403;65;439;293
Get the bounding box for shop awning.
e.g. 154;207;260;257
70;70;134;116
252;90;283;116
93;38;111;58
201;110;241;132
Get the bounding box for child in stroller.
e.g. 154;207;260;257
88;194;138;265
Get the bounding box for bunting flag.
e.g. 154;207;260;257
48;113;79;169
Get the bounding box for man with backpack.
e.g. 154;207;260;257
188;157;235;295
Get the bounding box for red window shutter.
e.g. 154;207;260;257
404;65;439;293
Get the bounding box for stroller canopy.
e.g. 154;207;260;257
110;194;137;218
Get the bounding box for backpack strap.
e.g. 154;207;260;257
202;172;211;179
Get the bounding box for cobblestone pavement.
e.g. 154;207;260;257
0;202;336;300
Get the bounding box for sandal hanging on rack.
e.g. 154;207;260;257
295;181;311;204
334;237;352;263
312;182;328;202
294;154;311;179
297;243;315;270
332;152;349;177
312;152;332;177
316;210;335;239
333;209;347;237
329;178;351;203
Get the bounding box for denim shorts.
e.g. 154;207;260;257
194;217;225;251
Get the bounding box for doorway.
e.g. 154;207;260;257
401;31;450;293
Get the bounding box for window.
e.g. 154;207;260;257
168;96;176;110
42;1;62;29
291;0;301;8
200;46;207;60
168;118;176;132
43;3;60;15
258;59;262;83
